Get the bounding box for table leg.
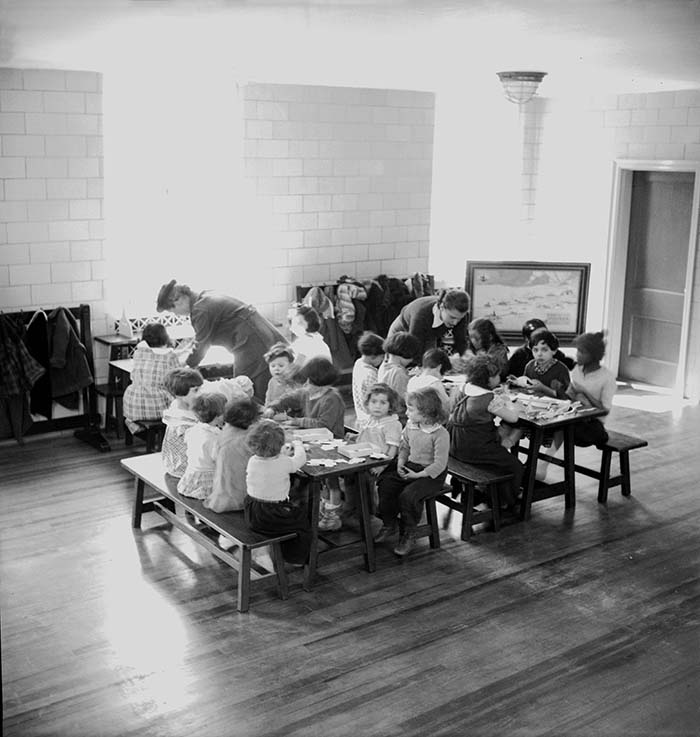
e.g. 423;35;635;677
520;427;544;521
303;479;321;591
356;471;376;572
563;426;576;509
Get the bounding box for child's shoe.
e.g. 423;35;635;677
252;546;275;572
393;529;417;556
318;501;342;531
374;519;398;543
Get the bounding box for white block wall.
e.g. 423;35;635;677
0;69;104;330
242;83;434;324
520;89;700;399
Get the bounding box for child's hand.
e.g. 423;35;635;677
370;466;384;477
261;407;275;419
528;379;547;394
402;468;423;480
397;463;408;477
281;442;294;456
551;379;563;394
344;431;357;442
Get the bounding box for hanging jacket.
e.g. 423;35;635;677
335;276;367;334
24;309;52;419
48;307;93;409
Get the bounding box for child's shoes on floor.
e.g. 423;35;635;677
318;501;342;531
393;529;417;556
374;519;398;543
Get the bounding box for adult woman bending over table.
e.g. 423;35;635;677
156;280;287;401
386;288;471;357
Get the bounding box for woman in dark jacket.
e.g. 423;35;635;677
156;280;287;401
386;288;470;357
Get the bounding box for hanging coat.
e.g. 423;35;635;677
47;307;93;410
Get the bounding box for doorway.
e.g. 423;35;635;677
604;160;700;398
618;171;693;387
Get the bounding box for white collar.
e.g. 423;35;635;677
431;302;443;328
462;382;491;397
406;420;441;434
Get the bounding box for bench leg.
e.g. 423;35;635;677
619;450;632;497
488;484;501;533
271;543;289;600
236;546;252;613
132;478;145;528
461;482;475;541
597;449;613;504
425;498;440;549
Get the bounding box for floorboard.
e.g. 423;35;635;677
1;396;699;736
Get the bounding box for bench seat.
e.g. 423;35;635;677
518;429;648;504
121;453;296;613
125;419;165;453
437;457;514;541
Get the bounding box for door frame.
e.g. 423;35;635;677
603;158;700;397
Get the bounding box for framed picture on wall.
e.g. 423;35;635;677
465;261;590;343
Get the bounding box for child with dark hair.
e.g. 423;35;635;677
378;331;422;405
207;397;260;513
523;328;571;399
565;331;616;446
177;392;227;499
507;318;575;377
244;419;310;565
407;348;451;410
449;355;524;511
161;367;205;477
265;356;346;530
352;331;385;427
263;342;298;405
289;304;331;366
375;387;450;557
123;322;180;434
467;318;509;382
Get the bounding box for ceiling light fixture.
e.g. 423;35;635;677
497;71;547;105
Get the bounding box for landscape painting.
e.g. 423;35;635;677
465;261;590;343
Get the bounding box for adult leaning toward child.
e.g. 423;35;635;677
156;280;287;401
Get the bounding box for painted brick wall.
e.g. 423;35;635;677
0;68;104;327
520;89;700;398
242;83;434;324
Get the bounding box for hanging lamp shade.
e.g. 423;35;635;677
497;71;547;104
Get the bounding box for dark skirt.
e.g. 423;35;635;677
244;496;311;565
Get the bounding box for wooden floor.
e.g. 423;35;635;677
2;390;700;736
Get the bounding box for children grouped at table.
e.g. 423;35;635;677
129;313;616;564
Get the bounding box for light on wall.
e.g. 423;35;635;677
497;71;547;105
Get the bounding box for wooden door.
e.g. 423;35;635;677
618;171;693;387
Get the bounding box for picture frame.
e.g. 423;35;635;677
465;261;590;344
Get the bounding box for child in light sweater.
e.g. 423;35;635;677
375;386;450;557
351;331;385;427
244;419;310;565
161;367;204;478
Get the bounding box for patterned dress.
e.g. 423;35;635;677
123;342;179;433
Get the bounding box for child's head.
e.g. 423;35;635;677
528;327;559;351
191;392;226;424
521;318;547;342
573;331;606;365
291;305;321;337
421;348;451;375
468;318;504;351
465;355;501;390
300;356;338;387
406;386;448;426
357;332;385;367
224;397;260;430
141;322;170;348
246;419;285;458
364;382;402;418
165;367;204;398
382;331;421;366
264;342;295;378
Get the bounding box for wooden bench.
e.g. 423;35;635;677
517;430;648;504
121;453;296;613
437;458;514;541
125;419;165;453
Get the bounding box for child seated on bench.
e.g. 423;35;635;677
244;419;311;565
177;392;227;500
566;331;616;447
123;323;181;434
162;368;204;477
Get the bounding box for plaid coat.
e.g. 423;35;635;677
123;343;179;429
